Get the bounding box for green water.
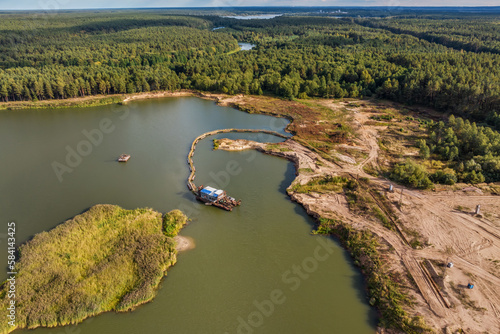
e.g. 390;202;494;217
0;97;376;333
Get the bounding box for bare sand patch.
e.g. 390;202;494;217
175;235;195;252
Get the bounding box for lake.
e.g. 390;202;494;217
238;42;255;51
222;14;282;20
0;97;376;334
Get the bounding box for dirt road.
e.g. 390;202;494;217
217;104;500;333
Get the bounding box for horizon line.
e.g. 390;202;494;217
2;5;500;11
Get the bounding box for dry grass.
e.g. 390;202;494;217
0;205;187;334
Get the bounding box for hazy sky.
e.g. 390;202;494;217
0;0;497;10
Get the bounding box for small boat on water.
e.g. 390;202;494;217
118;154;131;162
196;185;241;211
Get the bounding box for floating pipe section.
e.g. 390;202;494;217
187;129;289;193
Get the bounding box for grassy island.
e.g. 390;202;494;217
0;204;187;334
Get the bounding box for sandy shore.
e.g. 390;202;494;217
4;90;499;332
174;235;195;252
121;90;199;103
0;89;225;110
217;135;500;334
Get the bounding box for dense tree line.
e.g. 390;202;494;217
421;115;500;183
359;18;500;54
0;12;499;130
214;16;500;126
390;113;500;189
0;18;235;69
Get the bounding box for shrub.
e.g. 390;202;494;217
430;168;457;185
163;209;188;237
461;170;485;184
391;159;433;189
291;175;350;193
417;139;430;159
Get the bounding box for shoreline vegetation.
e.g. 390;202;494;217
0;89;265;112
1;10;499;333
212;92;500;334
1;90;422;332
0;205;187;334
215;138;431;333
0;90;199;111
1;13;499;128
3;92;499;332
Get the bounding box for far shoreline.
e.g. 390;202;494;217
0;90;206;111
0;89;281;111
0;89;297;137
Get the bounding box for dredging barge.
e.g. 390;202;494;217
196;185;241;211
186;128;289;211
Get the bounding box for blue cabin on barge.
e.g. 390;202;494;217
199;186;225;202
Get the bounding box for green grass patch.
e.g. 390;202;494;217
344;182;373;213
225;45;243;55
363;164;379;177
291;175;352;194
454;205;471;213
0;96;123;111
371;114;393;121
265;143;291;152
0;204;187;333
298;168;314;173
372;207;392;229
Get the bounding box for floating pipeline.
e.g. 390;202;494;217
186;128;290;209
